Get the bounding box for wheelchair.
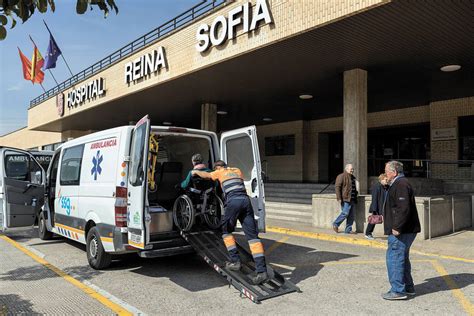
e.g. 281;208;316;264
172;176;224;232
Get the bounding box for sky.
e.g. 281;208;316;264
0;0;196;136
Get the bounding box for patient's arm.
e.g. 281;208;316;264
192;170;212;179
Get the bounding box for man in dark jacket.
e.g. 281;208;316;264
382;161;421;300
332;164;358;234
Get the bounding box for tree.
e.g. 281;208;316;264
0;0;118;40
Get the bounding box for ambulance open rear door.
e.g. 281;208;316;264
0;148;45;231
220;126;266;232
127;116;151;249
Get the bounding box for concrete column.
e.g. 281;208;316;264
201;103;217;132
343;69;368;193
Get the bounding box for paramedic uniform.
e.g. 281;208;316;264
210;167;267;273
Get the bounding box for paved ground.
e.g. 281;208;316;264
1;222;473;315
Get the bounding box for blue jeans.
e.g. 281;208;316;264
386;233;417;294
332;201;355;233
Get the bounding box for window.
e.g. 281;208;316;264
49;153;60;187
60;145;84;185
130;123;147;186
32;154;53;171
4;151;42;183
225;135;254;181
459;116;474;163
265;135;295;156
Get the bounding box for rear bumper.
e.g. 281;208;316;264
138;245;194;258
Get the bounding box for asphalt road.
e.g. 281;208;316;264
1;227;473;315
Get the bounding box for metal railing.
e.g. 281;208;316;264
29;0;227;108
368;158;474;180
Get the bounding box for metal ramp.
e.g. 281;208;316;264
181;230;300;304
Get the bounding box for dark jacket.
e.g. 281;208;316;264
335;172;357;203
369;182;387;214
383;176;421;235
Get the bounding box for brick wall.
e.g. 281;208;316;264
430;97;474;179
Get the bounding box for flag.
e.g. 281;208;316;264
43;32;62;70
30;44;45;84
18;47;32;81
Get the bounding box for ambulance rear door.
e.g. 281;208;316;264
1;148;45;231
220;126;266;232
127;116;150;249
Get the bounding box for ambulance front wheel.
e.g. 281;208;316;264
86;227;112;270
173;195;195;232
38;212;53;240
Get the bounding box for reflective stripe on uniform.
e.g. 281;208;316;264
223;234;237;250
222;178;246;194
249;239;264;258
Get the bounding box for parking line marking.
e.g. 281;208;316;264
266;236;289;256
0;235;133;316
267;226;474;263
430;260;474;315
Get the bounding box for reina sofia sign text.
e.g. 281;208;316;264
124;47;167;84
196;0;273;53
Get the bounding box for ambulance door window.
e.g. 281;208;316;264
224;136;254;181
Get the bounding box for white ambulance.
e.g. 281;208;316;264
20;116;265;269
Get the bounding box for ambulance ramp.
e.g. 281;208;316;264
180;230;300;304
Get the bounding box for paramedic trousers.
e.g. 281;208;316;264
221;195;267;273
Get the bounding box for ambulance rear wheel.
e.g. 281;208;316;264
86;227;112;270
38;212;53;240
173;195;195;232
204;196;224;230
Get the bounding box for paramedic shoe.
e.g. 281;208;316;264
225;261;241;271
251;272;269;285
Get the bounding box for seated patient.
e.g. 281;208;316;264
180;153;211;189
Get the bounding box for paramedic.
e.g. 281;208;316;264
180;153;211;189
192;160;268;285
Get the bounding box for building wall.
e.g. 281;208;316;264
257;121;304;181
0;127;62;150
27;0;388;131
257;104;436;182
430;97;474;180
0;128;93;150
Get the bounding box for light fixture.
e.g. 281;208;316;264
299;94;313;100
440;65;461;72
217;110;228;115
162;121;172;126
262;117;272;122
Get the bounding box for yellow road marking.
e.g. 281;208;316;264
266;236;289;256
0;235;132;316
267;226;474;263
430;260;474;315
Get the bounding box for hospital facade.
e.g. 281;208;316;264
1;0;474;195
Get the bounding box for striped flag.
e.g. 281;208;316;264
18;47;32;81
30;44;45;84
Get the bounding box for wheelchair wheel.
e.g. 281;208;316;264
204;195;224;230
173;195;195;232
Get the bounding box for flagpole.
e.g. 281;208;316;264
43;20;74;77
48;69;59;85
39;83;47;93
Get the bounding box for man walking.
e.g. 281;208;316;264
332;164;358;234
382;161;421;300
192;160;268;285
